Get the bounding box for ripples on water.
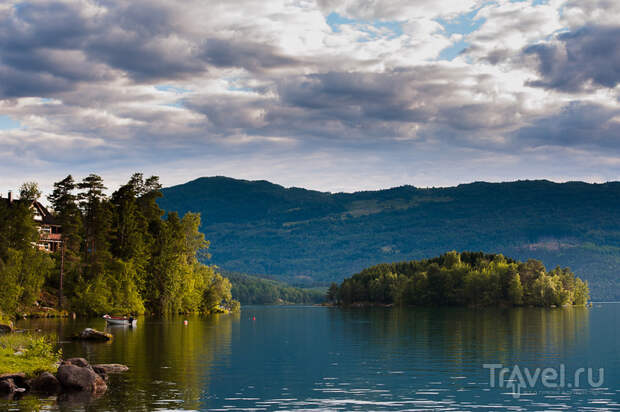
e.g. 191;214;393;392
2;304;620;411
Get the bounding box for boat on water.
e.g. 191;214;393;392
103;314;137;326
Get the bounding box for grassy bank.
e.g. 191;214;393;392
0;333;61;376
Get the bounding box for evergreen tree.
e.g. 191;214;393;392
78;174;112;277
2;173;238;317
48;175;83;297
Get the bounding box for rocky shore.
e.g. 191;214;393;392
0;357;128;400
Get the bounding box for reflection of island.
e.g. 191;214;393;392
331;252;590;307
332;305;590;373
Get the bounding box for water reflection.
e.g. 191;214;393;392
6;313;238;411
333;306;590;366
3;305;617;411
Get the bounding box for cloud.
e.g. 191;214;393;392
1;0;620;193
514;101;620;148
463;0;562;64
316;0;484;20
202;38;301;72
523;26;620;92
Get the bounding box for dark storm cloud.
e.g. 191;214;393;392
524;26;620;92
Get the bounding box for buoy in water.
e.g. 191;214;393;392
184;320;188;325
252;316;256;321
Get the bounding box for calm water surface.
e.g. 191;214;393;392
3;304;620;411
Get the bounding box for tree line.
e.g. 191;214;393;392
0;174;239;318
328;251;590;307
224;272;325;304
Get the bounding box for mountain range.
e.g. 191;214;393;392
159;177;620;300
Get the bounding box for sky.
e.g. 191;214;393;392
2;0;620;193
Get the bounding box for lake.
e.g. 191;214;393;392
3;304;620;411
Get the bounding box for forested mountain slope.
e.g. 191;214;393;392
159;177;620;300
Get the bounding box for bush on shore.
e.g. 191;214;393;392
0;333;61;376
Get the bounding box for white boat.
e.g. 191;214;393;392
103;314;137;326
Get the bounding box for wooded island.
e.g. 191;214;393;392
328;251;590;307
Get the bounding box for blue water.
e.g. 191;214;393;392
5;304;620;410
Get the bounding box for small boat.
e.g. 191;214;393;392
103;314;137;326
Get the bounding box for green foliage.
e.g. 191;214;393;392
226;272;325;304
0;248;53;315
18;182;41;204
158;177;620;300
334;251;590;307
1;174;238;317
0;195;39;259
327;283;339;303
0;251;21;315
0;333;61;376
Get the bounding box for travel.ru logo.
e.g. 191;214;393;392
483;364;604;398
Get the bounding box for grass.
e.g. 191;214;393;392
0;333;61;377
0;311;11;325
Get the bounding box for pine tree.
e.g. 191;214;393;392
77;174;112;278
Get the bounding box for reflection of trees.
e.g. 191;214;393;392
15;313;238;411
331;306;590;373
104;313;237;410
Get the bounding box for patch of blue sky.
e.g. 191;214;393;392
326;12;404;40
435;5;487;61
0;115;21;130
155;85;191;94
435;6;486;36
438;39;470;61
511;0;548;4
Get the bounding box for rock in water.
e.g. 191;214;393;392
0;379;17;395
93;364;129;374
56;364;107;393
71;328;113;341
62;358;90;367
0;373;27;389
0;323;13;334
30;372;61;394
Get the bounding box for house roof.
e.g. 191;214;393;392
32;200;60;226
0;196;60;226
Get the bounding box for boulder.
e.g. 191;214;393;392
0;378;16;395
0;323;13;334
91;366;108;382
56;364;107;393
62;357;91;368
0;373;27;389
30;372;62;394
93;364;129;374
71;328;113;341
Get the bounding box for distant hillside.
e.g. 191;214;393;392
159;177;620;300
223;272;325;305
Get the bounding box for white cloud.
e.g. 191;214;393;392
1;0;620;192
